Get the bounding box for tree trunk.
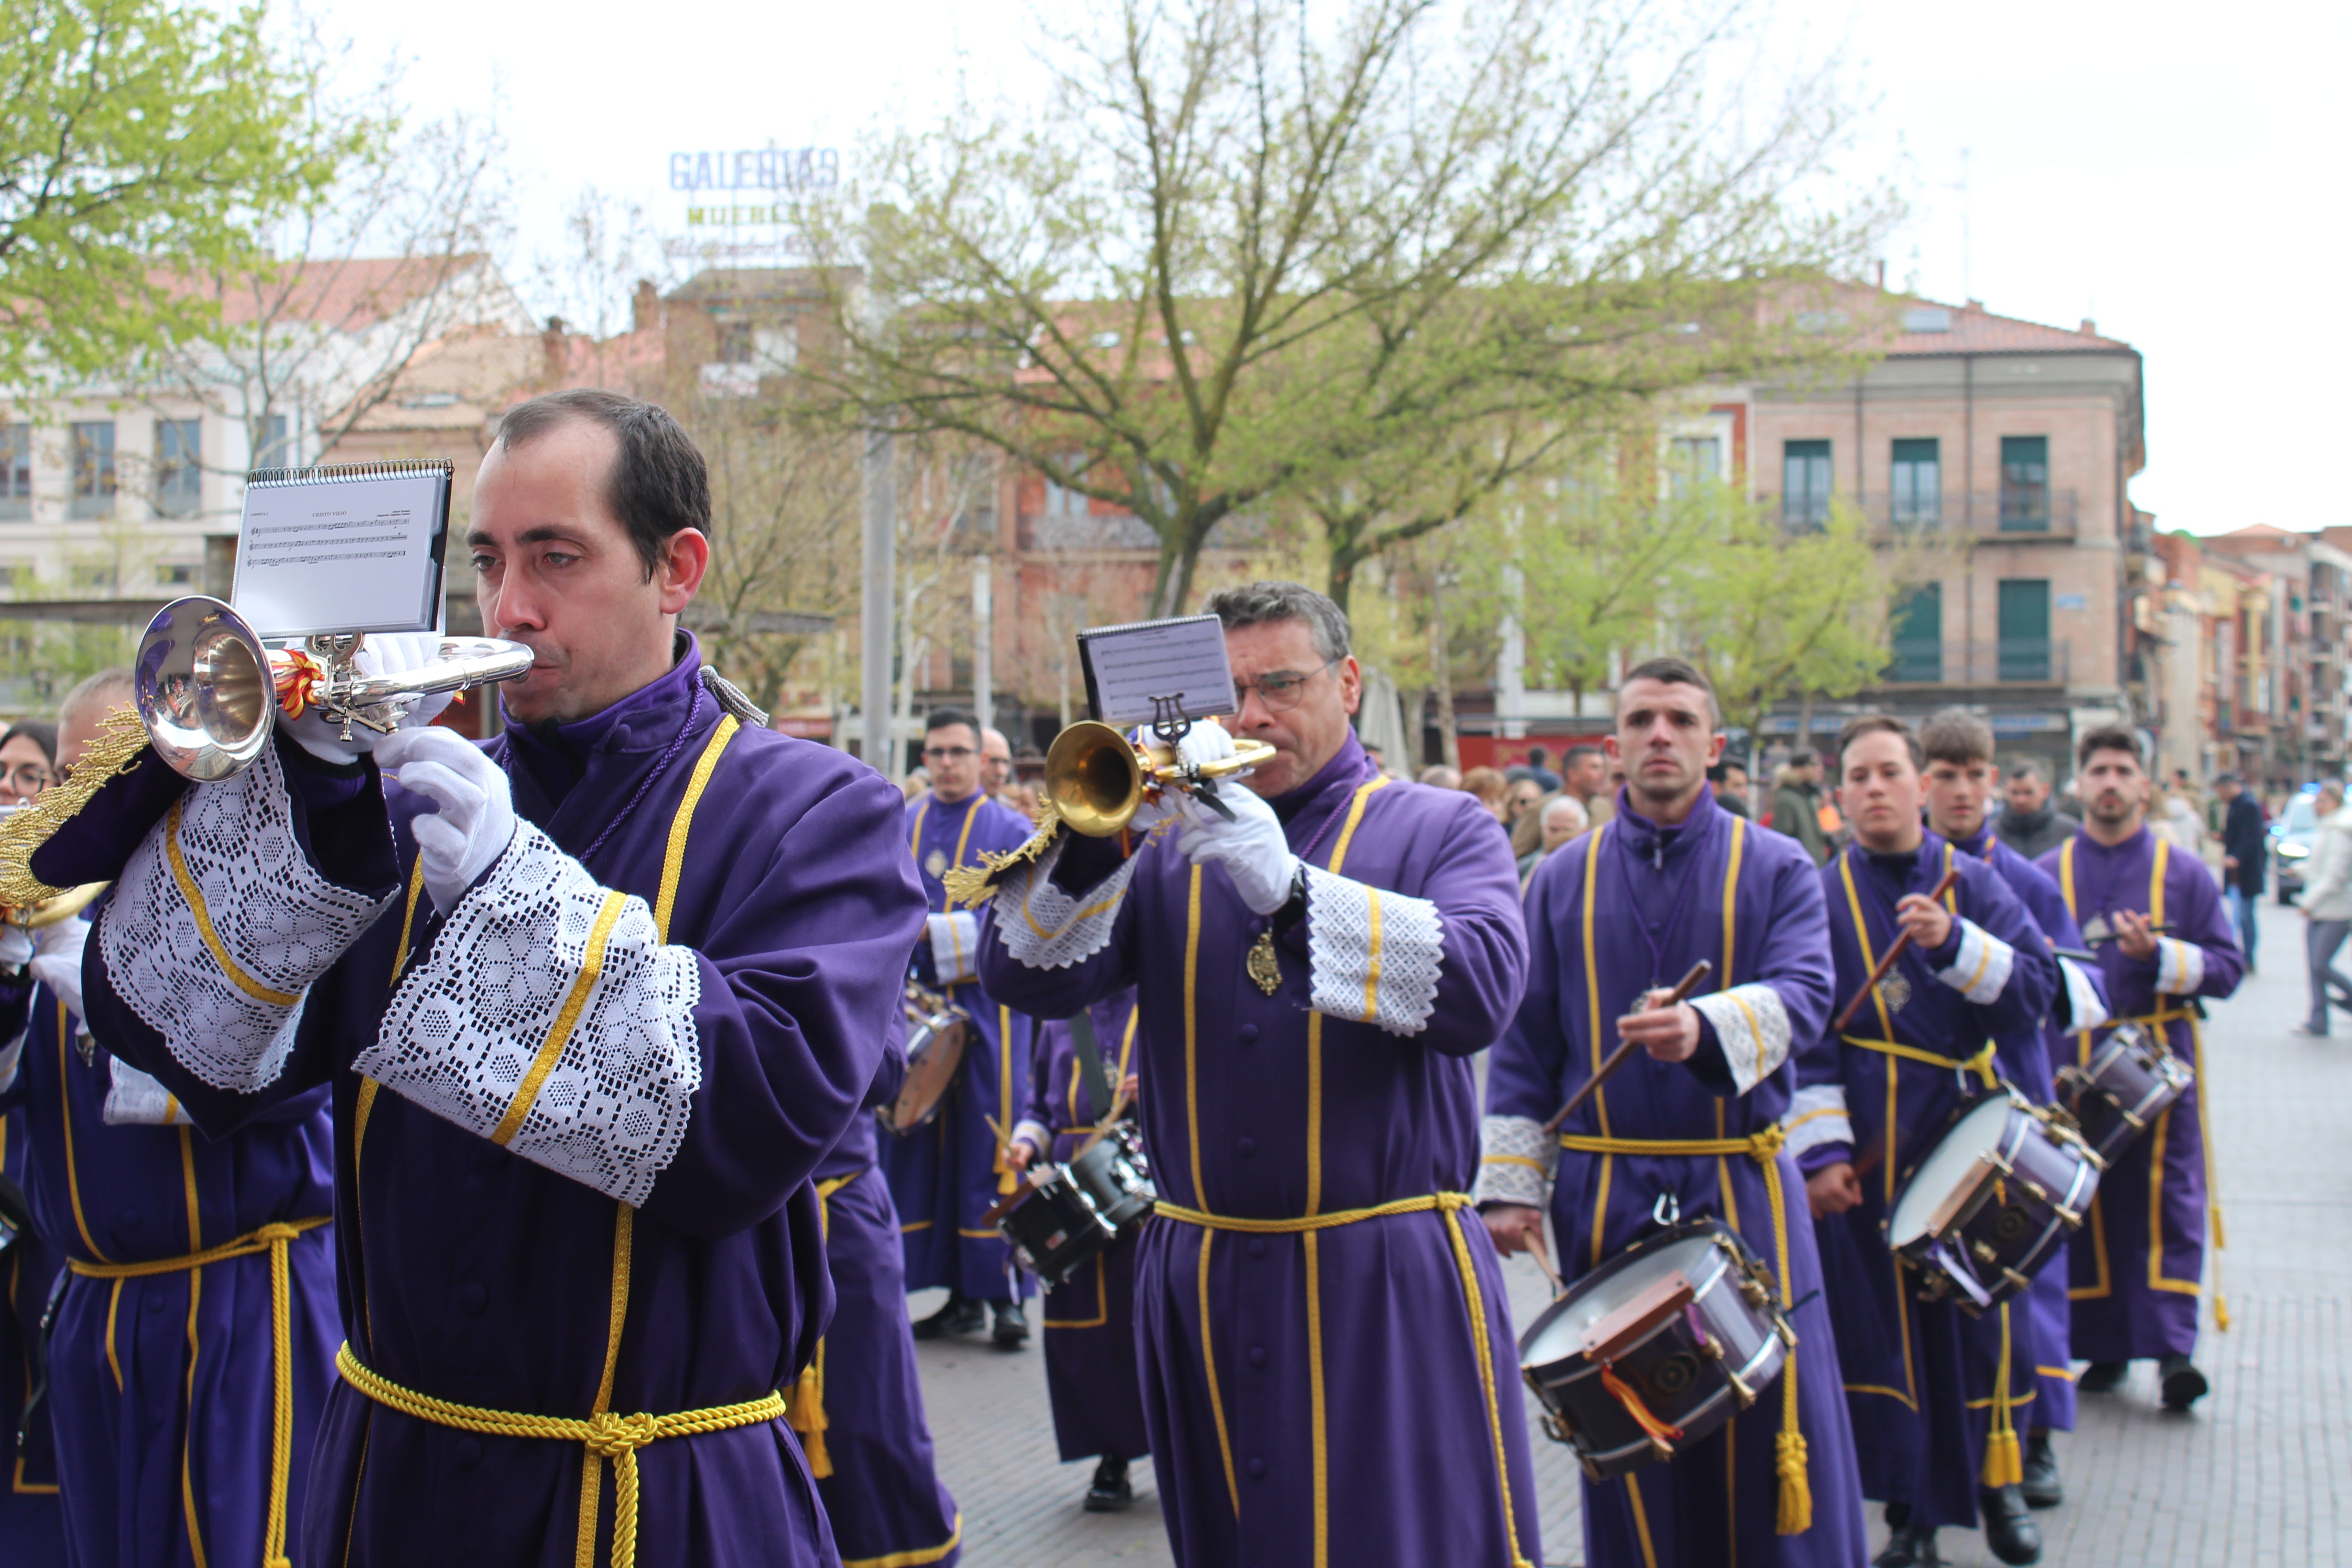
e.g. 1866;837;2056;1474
1327;544;1357;617
1429;568;1460;772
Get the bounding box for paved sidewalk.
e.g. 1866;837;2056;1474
906;911;2349;1566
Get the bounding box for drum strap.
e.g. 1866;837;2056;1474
1841;1034;2000;1091
1069;1009;1114;1126
1554;1127;1813;1535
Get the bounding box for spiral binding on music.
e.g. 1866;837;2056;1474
245;460;455;487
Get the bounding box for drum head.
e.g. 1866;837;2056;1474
1523;1234;1719;1367
884;1014;967;1133
1889;1095;2012;1246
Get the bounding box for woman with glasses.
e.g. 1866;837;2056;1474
0;721;57;807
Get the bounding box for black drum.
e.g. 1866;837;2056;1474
1887;1092;2098;1314
998;1122;1156;1287
1517;1220;1793;1480
2056;1021;2193;1166
1064;1122;1156;1231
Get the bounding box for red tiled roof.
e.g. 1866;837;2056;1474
1879;297;2132;357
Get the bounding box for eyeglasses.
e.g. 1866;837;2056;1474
1234;657;1339;714
3;764;52;793
922;745;976;761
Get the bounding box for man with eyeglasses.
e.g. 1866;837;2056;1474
885;706;1041;1349
975;581;1539;1568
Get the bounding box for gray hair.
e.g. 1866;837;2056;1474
2007;757;2051;786
59;666;135;725
1200;580;1350;664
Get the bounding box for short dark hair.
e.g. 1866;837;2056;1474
1618;656;1719;725
924;706;979;740
1200;580;1350;663
494;390;711;579
2008;757;2050;785
1788;749;1819;769
1707;760;1748;784
0;718;56;766
1919;708;1994;767
2212;770;2241;786
2076;725;2144;771
1835;713;1924;771
1563;743;1602;767
1527;744;1550;767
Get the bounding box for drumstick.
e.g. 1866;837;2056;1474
1830;866;1961;1035
1524;1233;1566;1298
1541;960;1713;1136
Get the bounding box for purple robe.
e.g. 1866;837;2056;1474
1012;990;1151;1465
34;641;926;1568
0;969;336;1568
886;790;1039;1303
1482;789;1868;1568
2038;828;2242;1362
1794;835;2059;1533
976;733;1541;1568
0;1106;64;1565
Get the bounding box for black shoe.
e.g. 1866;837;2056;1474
2020;1431;2062;1509
1980;1484;2042;1565
2158;1354;2208;1411
911;1294;984;1341
1084;1455;1134;1512
991;1298;1030;1349
1873;1523;1940;1568
2076;1359;2129;1393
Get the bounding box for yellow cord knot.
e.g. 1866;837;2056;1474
254;1221;305;1244
583;1411;660;1458
1774;1428;1813;1534
1746;1125;1787;1159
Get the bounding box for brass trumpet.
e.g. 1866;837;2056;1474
1042;720;1277;837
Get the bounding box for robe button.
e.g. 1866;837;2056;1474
1249;1345;1268;1368
1235;1137;1256;1158
454;1437;482;1467
1238;1024;1259;1045
1248;1239;1267;1259
1246;1456;1267;1480
456;1283;488;1316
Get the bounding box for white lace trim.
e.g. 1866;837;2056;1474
1935;918;2015;1006
99;741;393;1093
1690;983;1794;1095
1475;1113;1557;1208
2155;936;2205;996
1783;1083;1854;1161
2057;956;2111;1033
103;1057;195;1126
928;910;980;985
355;822;704;1207
991;836;1138;971
1303;866;1444;1037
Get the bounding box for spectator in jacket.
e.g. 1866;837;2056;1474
2215;773;2267;970
2294;781;2352;1036
1992;758;2080;860
1770;750;1829;864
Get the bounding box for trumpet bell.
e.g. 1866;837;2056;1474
1044;720;1146;837
137;596;274;782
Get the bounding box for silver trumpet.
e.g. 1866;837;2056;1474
135;596;537;781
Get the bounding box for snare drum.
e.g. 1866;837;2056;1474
1517;1220;1793;1480
1886;1093;2098;1314
2056;1021;2193;1166
998;1121;1156;1287
880;986;967;1135
1063;1122;1157;1232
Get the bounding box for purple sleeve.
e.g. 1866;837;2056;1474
2171;856;2246;1001
1404;792;1532;1058
973;846;1147;1019
1482;845;1578;1124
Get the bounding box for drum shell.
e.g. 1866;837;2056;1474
1064;1123;1157;1232
1517;1222;1791;1480
2060;1024;2193;1165
1891;1098;2098;1314
999;1171;1118;1287
881;1004;967;1135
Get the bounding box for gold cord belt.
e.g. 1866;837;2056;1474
1842;1034;1999;1090
336;1342;786;1568
72;1215;331;1568
1151;1190;1471;1232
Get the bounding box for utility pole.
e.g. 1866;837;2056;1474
859;208;897;774
971;553;994;734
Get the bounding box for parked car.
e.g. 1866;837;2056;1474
2271;788;2323;903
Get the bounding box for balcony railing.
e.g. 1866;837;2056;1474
1767;490;2082;539
1880;639;2072;686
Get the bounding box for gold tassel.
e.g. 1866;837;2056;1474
1774;1430;1811;1535
1980;1427;2022;1489
2215;1292;2231;1333
942;804;1063;909
786;1359;831;1479
0;705;148;906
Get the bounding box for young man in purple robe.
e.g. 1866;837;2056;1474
889;706;1039;1349
2036;727;2242;1413
972;581;1540;1568
1;390;926;1568
0;1106;64;1565
1480;658;1868;1568
1795;716;2060;1568
1918;709;2113;1512
1008;989;1151;1513
0;668;339;1568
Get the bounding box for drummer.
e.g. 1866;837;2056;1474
1919;709;2110;1510
1007;989;1152;1514
1794;715;2058;1568
1480;657;1870;1568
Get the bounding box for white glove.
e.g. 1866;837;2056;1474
376;726;516;915
284;633;456;765
0;924;32;971
1176;774;1299;915
29;915;89;1020
1124;718;1241;834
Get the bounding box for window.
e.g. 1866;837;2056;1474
256;414;290;470
1999;436;2049;532
1890;437;1940;529
1781;440;1831;530
1667;436;1721;498
156;418;201;517
156;562;197;587
1;423;28;521
69;563;117;593
1888;583;1942;682
70;421;115;519
1043;456;1090;519
1998;578;2051;681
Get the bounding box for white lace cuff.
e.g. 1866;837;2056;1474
356;822;704;1207
103;1057;195;1126
2155;937;2205;996
991;836;1138;970
1303;866;1444;1037
1784;1084;1853;1161
1935;919;2014;1005
1011;1117;1053;1155
1475;1114;1557;1209
927;910;980;985
1690;984;1794;1095
0;1028;23;1094
2057;956;2110;1032
98;742;394;1093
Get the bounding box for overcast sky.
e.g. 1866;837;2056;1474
305;0;2340;537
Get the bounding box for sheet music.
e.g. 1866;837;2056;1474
233;466;450;638
1077;614;1235;726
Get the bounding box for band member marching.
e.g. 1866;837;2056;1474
1008;989;1152;1514
1918;710;2111;1510
889;705;1042;1350
0;1100;63;1565
3;391;927;1567
1481;657;1869;1568
970;582;1541;1568
1794;716;2058;1568
2038;728;2242;1411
